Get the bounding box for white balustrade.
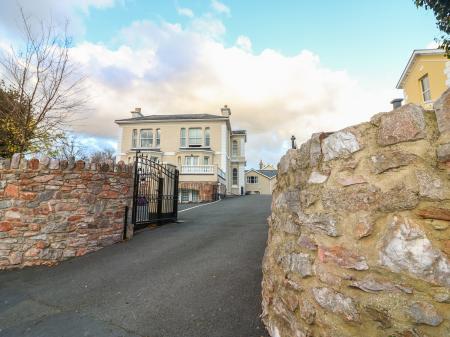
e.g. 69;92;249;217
181;165;214;174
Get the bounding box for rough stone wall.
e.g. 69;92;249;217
262;89;450;337
0;155;133;269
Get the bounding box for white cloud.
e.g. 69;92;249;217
64;19;394;167
0;3;395;167
236;35;252;52
176;7;194;18
0;0;118;38
211;0;230;15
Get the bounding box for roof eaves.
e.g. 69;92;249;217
396;49;446;89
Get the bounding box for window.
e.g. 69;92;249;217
156;128;161;147
232;168;238;185
189;128;202;146
132;129;137;148
247;176;258;184
232;140;239;156
140;129;153;148
180;128;186;147
181;189;189;202
204;127;210;147
420;74;431;102
150;156;158;162
178;156;181;166
184;156;199;166
204;156;209;165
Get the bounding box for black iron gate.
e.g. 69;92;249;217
131;152;179;230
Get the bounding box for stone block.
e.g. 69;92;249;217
298;212;339;237
49;159;60;170
317;245;368;270
307;171;328;184
280;253;313;278
377;104;426;146
408;302;443;326
10;153;21;169
433;88;450;134
436;143;450;162
312;287;359;321
4;184;19;198
322;130;361;161
416;170;445;200
370;150;418;174
379;216;450;287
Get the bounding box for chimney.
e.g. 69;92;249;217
221;105;231;117
259;160;264;170
131;107;143;118
390;98;403;110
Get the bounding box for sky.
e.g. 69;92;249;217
0;0;442;168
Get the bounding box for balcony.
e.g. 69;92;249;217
180;165;227;184
181;165;214;174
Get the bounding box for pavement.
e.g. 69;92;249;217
0;195;272;337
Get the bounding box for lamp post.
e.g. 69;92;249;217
291;135;296;149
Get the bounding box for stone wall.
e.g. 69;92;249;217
262;89;450;337
0;155;133;269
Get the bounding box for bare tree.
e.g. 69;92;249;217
0;8;85;157
52;135;87;161
90;148;116;164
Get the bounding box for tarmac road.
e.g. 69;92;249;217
0;195;271;337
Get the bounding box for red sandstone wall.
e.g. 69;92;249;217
0;155;133;269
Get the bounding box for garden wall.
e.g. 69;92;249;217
0;156;133;269
262;89;450;337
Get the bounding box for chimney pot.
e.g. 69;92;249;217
131;107;143;118
390;98;403;110
221;105;231;117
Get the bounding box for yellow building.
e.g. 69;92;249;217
396;49;449;109
245;162;277;195
115;106;247;202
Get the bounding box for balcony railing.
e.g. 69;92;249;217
181;165;214;174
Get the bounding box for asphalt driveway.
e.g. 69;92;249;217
0;195;271;337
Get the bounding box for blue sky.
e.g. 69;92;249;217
82;0;439;88
0;0;442;166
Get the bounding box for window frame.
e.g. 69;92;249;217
232;140;239;156
180;128;187;147
204;127;210;147
132;129;137;148
188;127;202;147
184;156;199;166
155;128;161;147
232;168;238;185
246;175;258;184
420;74;431;102
140;129;153;148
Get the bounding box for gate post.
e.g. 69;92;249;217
131;151;140;227
157;177;164;221
173;170;179;219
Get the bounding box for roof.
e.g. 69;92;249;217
245;168;277;179
115;113;228;123
396;49;446;89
